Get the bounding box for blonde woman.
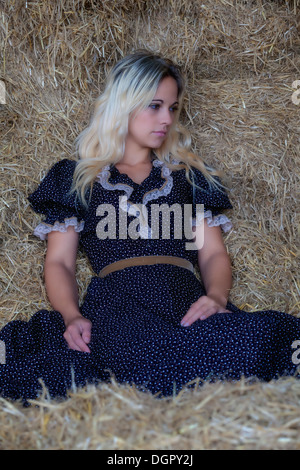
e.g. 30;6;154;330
1;51;299;404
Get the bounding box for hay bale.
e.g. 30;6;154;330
0;0;300;450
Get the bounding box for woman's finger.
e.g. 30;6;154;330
64;327;91;353
181;298;232;326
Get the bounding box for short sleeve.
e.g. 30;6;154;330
190;167;233;232
28;159;85;240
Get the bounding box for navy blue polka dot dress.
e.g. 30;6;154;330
1;158;300;404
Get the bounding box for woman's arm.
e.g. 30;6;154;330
45;227;91;352
181;221;232;327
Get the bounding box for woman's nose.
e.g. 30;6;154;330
160;107;173;126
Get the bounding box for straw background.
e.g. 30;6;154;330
0;0;300;450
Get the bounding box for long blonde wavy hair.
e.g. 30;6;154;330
72;50;222;206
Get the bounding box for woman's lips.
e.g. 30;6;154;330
153;131;167;137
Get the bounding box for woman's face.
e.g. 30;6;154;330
126;76;179;153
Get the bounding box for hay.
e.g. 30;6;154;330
0;0;300;450
1;377;300;450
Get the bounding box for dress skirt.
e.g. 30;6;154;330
1;264;299;404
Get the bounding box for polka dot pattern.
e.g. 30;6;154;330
1;158;299;404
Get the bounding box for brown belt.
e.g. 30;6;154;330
98;256;195;278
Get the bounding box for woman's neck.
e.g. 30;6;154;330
121;142;152;167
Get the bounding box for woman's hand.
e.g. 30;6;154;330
180;295;231;327
63;316;92;353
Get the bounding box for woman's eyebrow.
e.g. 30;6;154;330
151;99;179;105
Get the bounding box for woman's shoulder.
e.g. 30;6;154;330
171;161;215;191
171;160;232;210
28;158;78;208
34;158;77;194
45;158;77;179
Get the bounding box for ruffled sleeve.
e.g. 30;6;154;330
190;167;233;233
28;159;85;240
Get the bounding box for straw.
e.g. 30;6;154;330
0;0;299;450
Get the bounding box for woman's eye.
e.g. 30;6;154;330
149;104;160;110
149;104;178;112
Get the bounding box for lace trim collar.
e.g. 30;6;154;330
95;159;175;238
96;159;174;205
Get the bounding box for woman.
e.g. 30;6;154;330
1;50;299;404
